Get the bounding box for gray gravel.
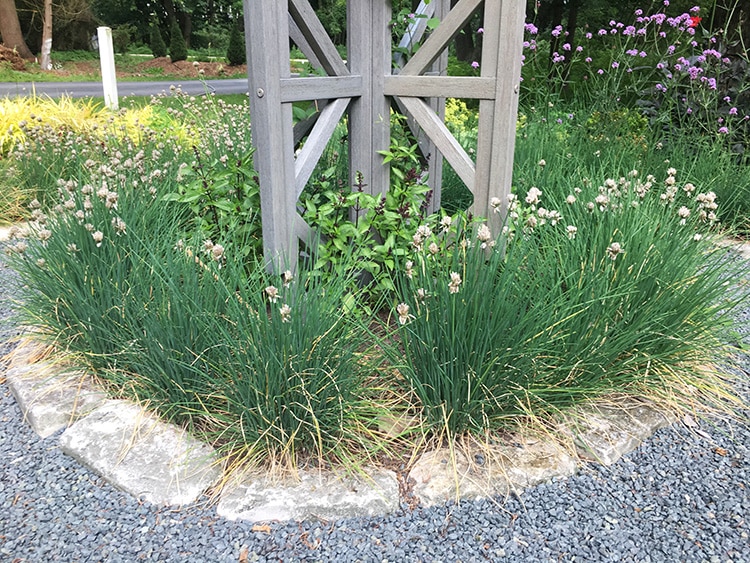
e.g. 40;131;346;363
1;247;749;563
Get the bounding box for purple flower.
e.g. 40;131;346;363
612;61;620;69
718;127;729;134
655;83;667;92
639;51;647;58
623;25;636;36
667;45;676;55
597;68;604;75
626;48;639;57
471;61;480;69
477;27;484;34
524;23;538;35
686;107;693;114
576;45;583;52
598;29;607;36
723;96;732;102
585;57;592;63
552;25;563;37
664;0;669;5
635;8;643;16
585;32;592;39
707;77;717;89
690;6;700;13
729;107;738;115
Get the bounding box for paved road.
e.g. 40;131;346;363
0;78;249;99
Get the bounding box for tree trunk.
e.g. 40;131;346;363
0;0;34;60
39;0;52;70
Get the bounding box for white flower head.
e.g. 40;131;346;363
279;303;292;323
525;187;542;205
477;224;492;243
92;230;104;247
211;244;224;263
606;242;624;260
566;225;578;240
440;215;453;230
282;270;294;287
265;285;280;303
448;272;462;294
396;302;412;325
405;260;415;279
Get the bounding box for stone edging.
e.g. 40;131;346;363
3;338;683;523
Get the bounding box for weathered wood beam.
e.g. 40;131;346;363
289;0;350;76
398;96;475;192
294;97;351;197
244;0;298;270
280;75;363;102
399;0;482;77
384;75;496;100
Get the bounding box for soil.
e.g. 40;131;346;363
0;45;27;71
5;56;247;80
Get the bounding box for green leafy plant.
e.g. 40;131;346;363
389;168;746;435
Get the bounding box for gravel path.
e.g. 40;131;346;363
1;246;748;563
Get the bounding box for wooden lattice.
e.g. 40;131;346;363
242;0;525;269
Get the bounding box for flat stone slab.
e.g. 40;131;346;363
59;400;222;506
561;398;675;465
5;343;108;438
217;468;400;522
409;439;578;507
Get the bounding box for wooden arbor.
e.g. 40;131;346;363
242;0;526;269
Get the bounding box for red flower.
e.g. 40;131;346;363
689;16;702;28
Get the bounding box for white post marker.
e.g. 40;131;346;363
97;27;119;110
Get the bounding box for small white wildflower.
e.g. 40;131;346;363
606;242;624;260
683;182;696;195
92;230;104;247
490;198;503;213
396;302;412;325
111;217;126;235
428;242;439;255
282;270;294;287
405;260;414;279
440;215;453;230
595;193;609;210
477;224;492;243
29;198;41;209
84;223;94;232
526;215;538;229
38;229;52;242
265;285;280;303
75;209;85;223
678;206;690;225
448;272;462;294
36;258;46;268
566;225;578;240
67;243;79;253
416;288;427;301
525;187;542;205
203;239;215;253
664;175;676;187
538;159;546;167
666;167;677;176
211;244;224;263
566;195;576;205
547;210;561;226
279;304;292;323
693;233;703;241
